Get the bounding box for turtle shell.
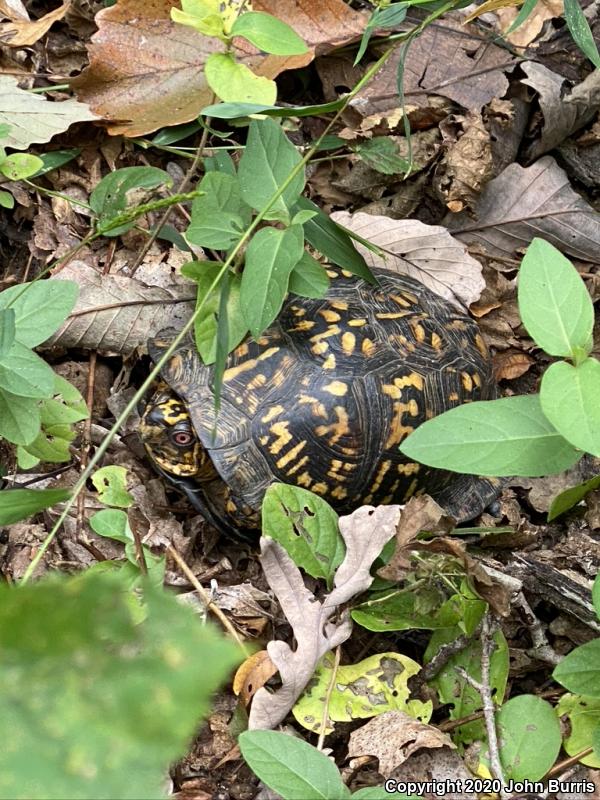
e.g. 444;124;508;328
148;266;500;531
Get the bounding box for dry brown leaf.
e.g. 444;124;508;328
0;1;70;46
348;711;454;776
446;156;600;262
248;505;401;730
497;0;563;47
233;651;278;706
48;260;194;355
522;62;600;160
0;0;28;21
352;18;515;116
493;350;534;381
331;210;485;308
72;0;366;137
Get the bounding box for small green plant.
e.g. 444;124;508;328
401;238;599;513
0;123;44;208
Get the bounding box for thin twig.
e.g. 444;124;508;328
514;592;561;666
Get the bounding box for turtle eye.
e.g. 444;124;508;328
171;430;194;447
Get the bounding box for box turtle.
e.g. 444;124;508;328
140;266;500;537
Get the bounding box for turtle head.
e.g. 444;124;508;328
139;382;205;479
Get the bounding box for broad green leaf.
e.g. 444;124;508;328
548;473;600;521
0;572;239;800
0;189;13;208
171;7;224;38
492;695;561;781
291;209;318;226
152;121;201;146
187;172;250;250
593;573;600;620
355;2;408;64
556;694;600;768
238;118;305;223
518;238;593;358
0;341;55;398
553;639;600;697
262;483;343;587
540;359;600;457
201;98;345;119
296;197;374;282
352;591;483;633
205;53;277;106
0;280;78;347
204;149;236;175
30;148;80;177
22;375;89;462
181;261;248;364
90;509;165;587
563;0;600;68
400;395;582;477
293;651;431;735
0;487;70;525
354;137;410;175
0;308;15;358
0;153;44;181
230;12;308;55
288;252;330;298
92;465;133;508
89;508;130;544
241;225;304;336
89;166;172;237
239;730;346;800
0;388;40;444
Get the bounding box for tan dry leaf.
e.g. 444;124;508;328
331;210;485;308
348;711;454;776
445;156;600;262
71;0;366;137
233;650;278;706
48;260;194;355
497;0;563;47
0;0;28;21
493;350;534;381
0;1;70;46
249;505;401;730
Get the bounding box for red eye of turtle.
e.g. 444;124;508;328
172;430;194;446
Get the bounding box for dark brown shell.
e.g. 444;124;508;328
149;267;501;527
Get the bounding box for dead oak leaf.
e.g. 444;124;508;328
0;1;70;46
71;0;366;137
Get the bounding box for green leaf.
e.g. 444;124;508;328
493;695;562;781
0;387;41;444
355;3;408;65
205;52;277;106
352;591;482;633
0;341;55;398
354;137;410;175
0;153;44;181
230;12;308;55
181;261;248;364
92;465;133;508
201;98;345;119
0;279;78;347
0;189;14;208
0;487;70;525
518;238;594;358
89;508;131;544
89;166;172;237
548;473;600;521
353;791;420;799
296;197;374;282
241;225;304;336
563;0;600;68
506;0;538;32
556;693;600;768
593;573;600;621
293;651;430;735
288;252;330;298
262;484;343;587
400;394;582;477
170;0;225;38
30;148;80;177
187;172;250;250
238;118;305;223
152;122;201;146
540;358;600;457
0;308;15;358
238;730;347;800
0;572;239;800
553;640;600;697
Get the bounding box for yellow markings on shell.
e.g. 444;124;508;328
475;333;489;357
390;293;413;308
224;358;258;381
315;406;350;446
319;309;341;323
291;320;316;332
363;459;392;504
376;312;406;320
296;471;313;488
312;341;329;355
322;353;336;370
247;373;267;391
235;342;250;358
341;269;353;278
312;482;328;495
462;372;473;392
348;318;367;327
410;321;426;342
326;269;338;278
261;405;284;424
299;394;328;418
473;372;482;388
268;421;292;455
382;374;424;399
448;319;467;331
259;435;269;445
331;486;348;500
361;338;376;356
291;306;306;317
324;381;348;396
276;440;307;470
331;301;349;311
385;398;419;447
341;331;355;355
398;462;420;476
431;332;442;349
403;477;419;500
448;391;459;402
159;399;188;425
310;325;341;343
286;454;309;476
257;336;270;345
